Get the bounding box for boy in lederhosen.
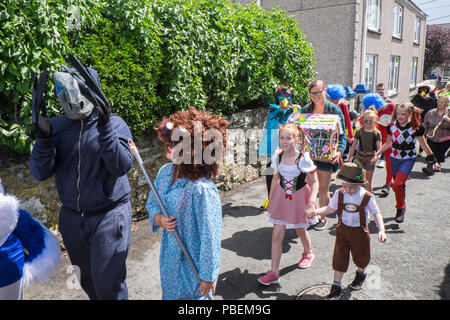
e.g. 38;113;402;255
306;162;387;300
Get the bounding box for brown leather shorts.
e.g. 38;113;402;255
332;223;371;272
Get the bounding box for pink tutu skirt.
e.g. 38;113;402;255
267;184;317;229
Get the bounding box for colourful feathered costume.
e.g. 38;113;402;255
0;187;61;299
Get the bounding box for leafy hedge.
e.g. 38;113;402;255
0;0;101;153
73;0;162;137
151;0;315;113
0;0;315;154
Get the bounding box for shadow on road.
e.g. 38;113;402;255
216;267;296;300
221;227;299;260
409;170;432;180
222;203;264;218
440;263;450;300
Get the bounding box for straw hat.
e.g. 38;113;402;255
332;162;368;186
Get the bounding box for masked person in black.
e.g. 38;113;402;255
411;85;437;157
28;56;133;300
411;85;437;123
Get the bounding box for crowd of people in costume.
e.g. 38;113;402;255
255;80;448;299
1;56;449;300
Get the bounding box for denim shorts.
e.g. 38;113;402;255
313;160;339;173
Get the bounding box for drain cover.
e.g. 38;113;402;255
296;285;372;300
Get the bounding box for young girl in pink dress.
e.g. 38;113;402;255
258;124;319;285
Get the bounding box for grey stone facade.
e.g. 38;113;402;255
234;0;427;103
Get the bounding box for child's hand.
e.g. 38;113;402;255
305;208;316;218
200;280;216;298
154;214;178;232
433;162;440;171
370;155;379;165
378;231;387;243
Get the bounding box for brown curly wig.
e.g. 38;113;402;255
155;107;229;181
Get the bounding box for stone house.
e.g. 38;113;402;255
234;0;428;104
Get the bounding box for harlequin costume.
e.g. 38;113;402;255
329;164;381;273
386;121;427;222
0;186;61;300
267;151;317;228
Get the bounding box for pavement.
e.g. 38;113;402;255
23;156;450;300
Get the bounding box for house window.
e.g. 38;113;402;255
365;54;378;92
393;3;403;38
367;0;381;31
389;56;400;93
411;57;418;87
414;17;421;43
443;68;450;79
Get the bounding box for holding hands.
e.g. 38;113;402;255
330;151;342;165
306;207;323;220
370;154;380;166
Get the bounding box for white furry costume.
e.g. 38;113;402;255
0;189;61;299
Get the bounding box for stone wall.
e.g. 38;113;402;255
0;107;270;229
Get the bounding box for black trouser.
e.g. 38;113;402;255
427;139;450;163
58;201;132;300
265;162;273;197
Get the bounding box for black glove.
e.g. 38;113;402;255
95;94;111;127
425;154;437;164
68;54;111;127
422;154;437;176
31;69;52;139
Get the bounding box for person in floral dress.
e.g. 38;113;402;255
146;107;228;300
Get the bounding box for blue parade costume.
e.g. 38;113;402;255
258;88;296;208
258;103;295;158
0;188;61;299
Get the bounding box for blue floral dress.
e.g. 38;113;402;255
146;163;222;300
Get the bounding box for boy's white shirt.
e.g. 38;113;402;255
328;186;381;227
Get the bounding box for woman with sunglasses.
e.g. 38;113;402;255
258;86;296;210
300;80;347;230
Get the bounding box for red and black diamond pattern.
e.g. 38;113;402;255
389;122;418;159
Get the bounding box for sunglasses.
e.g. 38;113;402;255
363;119;375;124
309;90;324;97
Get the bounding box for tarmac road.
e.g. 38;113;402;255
23;156;450;300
